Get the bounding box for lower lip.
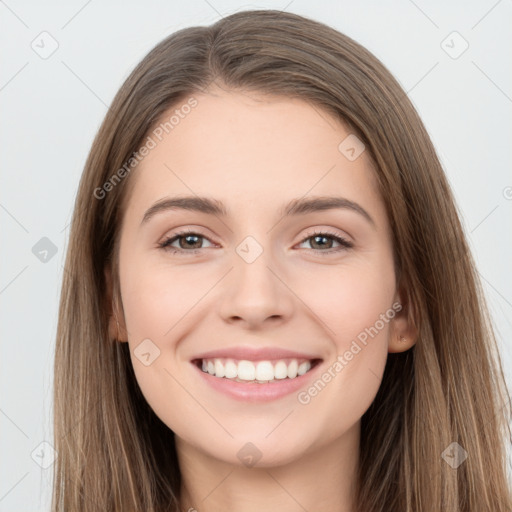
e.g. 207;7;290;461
191;360;323;402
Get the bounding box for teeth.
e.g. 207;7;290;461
199;357;314;382
297;361;310;376
238;360;255;381
214;359;225;378
274;361;288;379
224;360;237;379
287;360;298;379
255;361;274;381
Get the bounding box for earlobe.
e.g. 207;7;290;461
388;332;416;353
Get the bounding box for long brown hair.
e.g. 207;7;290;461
52;9;512;511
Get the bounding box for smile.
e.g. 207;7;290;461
191;356;324;402
195;357;321;383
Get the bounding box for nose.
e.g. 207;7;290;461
218;251;294;329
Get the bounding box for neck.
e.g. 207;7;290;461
176;422;360;512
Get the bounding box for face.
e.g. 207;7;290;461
108;87;415;468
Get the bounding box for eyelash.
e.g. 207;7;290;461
158;229;354;256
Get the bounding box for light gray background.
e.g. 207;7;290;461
1;1;511;510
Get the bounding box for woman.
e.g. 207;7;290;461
52;9;512;511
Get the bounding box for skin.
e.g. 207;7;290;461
106;86;417;512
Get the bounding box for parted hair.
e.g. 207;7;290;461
52;9;512;511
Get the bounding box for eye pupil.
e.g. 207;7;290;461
311;235;332;250
181;234;202;249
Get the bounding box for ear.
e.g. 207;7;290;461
388;284;418;353
104;264;129;343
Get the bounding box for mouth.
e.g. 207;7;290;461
191;357;323;384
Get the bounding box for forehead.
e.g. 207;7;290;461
123;88;384;224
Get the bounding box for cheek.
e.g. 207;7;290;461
296;257;396;345
120;257;214;342
291;257;395;404
119;260;201;432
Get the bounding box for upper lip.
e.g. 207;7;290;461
191;346;323;362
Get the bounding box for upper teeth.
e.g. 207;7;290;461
201;358;313;382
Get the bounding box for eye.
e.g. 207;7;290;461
158;228;353;256
296;230;353;255
158;230;215;255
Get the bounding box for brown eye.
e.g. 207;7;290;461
158;231;214;254
297;230;353;254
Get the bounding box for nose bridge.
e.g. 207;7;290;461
233;234;280;302
218;233;293;326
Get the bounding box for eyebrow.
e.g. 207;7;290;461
140;195;375;227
